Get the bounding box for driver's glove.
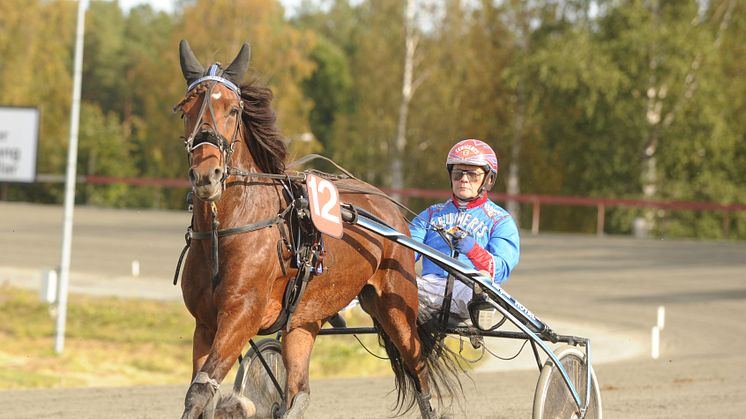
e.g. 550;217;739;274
453;234;495;280
454;235;476;254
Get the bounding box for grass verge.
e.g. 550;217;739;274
0;284;479;390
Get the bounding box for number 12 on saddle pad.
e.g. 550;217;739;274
306;173;344;239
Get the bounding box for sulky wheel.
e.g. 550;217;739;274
533;345;602;419
233;339;287;419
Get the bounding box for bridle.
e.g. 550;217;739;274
177;64;244;188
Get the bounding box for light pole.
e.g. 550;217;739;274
55;0;88;354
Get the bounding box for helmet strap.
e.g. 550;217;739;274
478;172;496;194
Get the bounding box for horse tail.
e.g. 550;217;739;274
373;316;465;415
416;316;467;412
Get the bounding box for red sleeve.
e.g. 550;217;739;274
465;244;495;278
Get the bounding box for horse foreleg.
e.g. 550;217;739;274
192;322;213;378
180;323;216;419
281;324;319;419
181;308;257;419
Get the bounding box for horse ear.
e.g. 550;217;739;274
223;43;251;86
179;40;205;85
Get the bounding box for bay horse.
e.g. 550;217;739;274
173;40;460;419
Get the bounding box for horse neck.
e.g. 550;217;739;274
193;129;283;231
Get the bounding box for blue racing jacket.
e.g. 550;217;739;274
409;194;520;285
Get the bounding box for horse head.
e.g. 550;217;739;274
176;40;251;202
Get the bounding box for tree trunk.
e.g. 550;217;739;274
507;83;524;222
507;7;532;223
390;0;416;202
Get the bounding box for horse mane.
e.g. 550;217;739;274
239;80;287;174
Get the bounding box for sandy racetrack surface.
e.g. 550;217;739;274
1;202;745;418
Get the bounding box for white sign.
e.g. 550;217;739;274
306;173;344;239
0;107;40;182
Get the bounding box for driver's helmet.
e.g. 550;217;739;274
446;139;498;175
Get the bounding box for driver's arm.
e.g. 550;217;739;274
464;216;520;284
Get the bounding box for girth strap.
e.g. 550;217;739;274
257;242;319;336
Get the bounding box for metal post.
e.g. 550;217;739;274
722;211;730;239
596;203;605;237
55;0;88;354
531;200;540;235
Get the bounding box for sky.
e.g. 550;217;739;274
117;0;175;13
117;0;308;17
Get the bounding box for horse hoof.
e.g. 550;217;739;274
214;393;256;419
282;391;310;419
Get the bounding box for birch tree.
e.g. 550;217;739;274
390;0;418;200
642;0;736;234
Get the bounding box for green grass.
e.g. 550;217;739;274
0;285;479;390
0;285;194;389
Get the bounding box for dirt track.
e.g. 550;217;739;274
1;202;746;418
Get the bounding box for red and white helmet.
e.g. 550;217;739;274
446;139;498;174
446;139;498;193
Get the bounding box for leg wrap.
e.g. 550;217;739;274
192;371;221;394
181;372;221;419
283;391;310;419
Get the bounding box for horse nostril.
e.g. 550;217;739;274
188;168;196;182
213;167;223;180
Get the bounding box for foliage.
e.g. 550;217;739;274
77;103;137;206
301;35;353;150
0;0;743;238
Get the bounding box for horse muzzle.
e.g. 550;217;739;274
189;166;224;201
188;131;227;202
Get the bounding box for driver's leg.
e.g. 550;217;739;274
449;281;474;319
416;274;445;318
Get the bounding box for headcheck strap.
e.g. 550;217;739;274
186;64;241;97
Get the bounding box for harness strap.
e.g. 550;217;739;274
275;220;291;277
173;230;192;286
284;246;318;331
210;203;220;287
189;215;284;240
257;243;318;336
172;203;294;287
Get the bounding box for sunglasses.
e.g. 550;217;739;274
451;169;485;182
